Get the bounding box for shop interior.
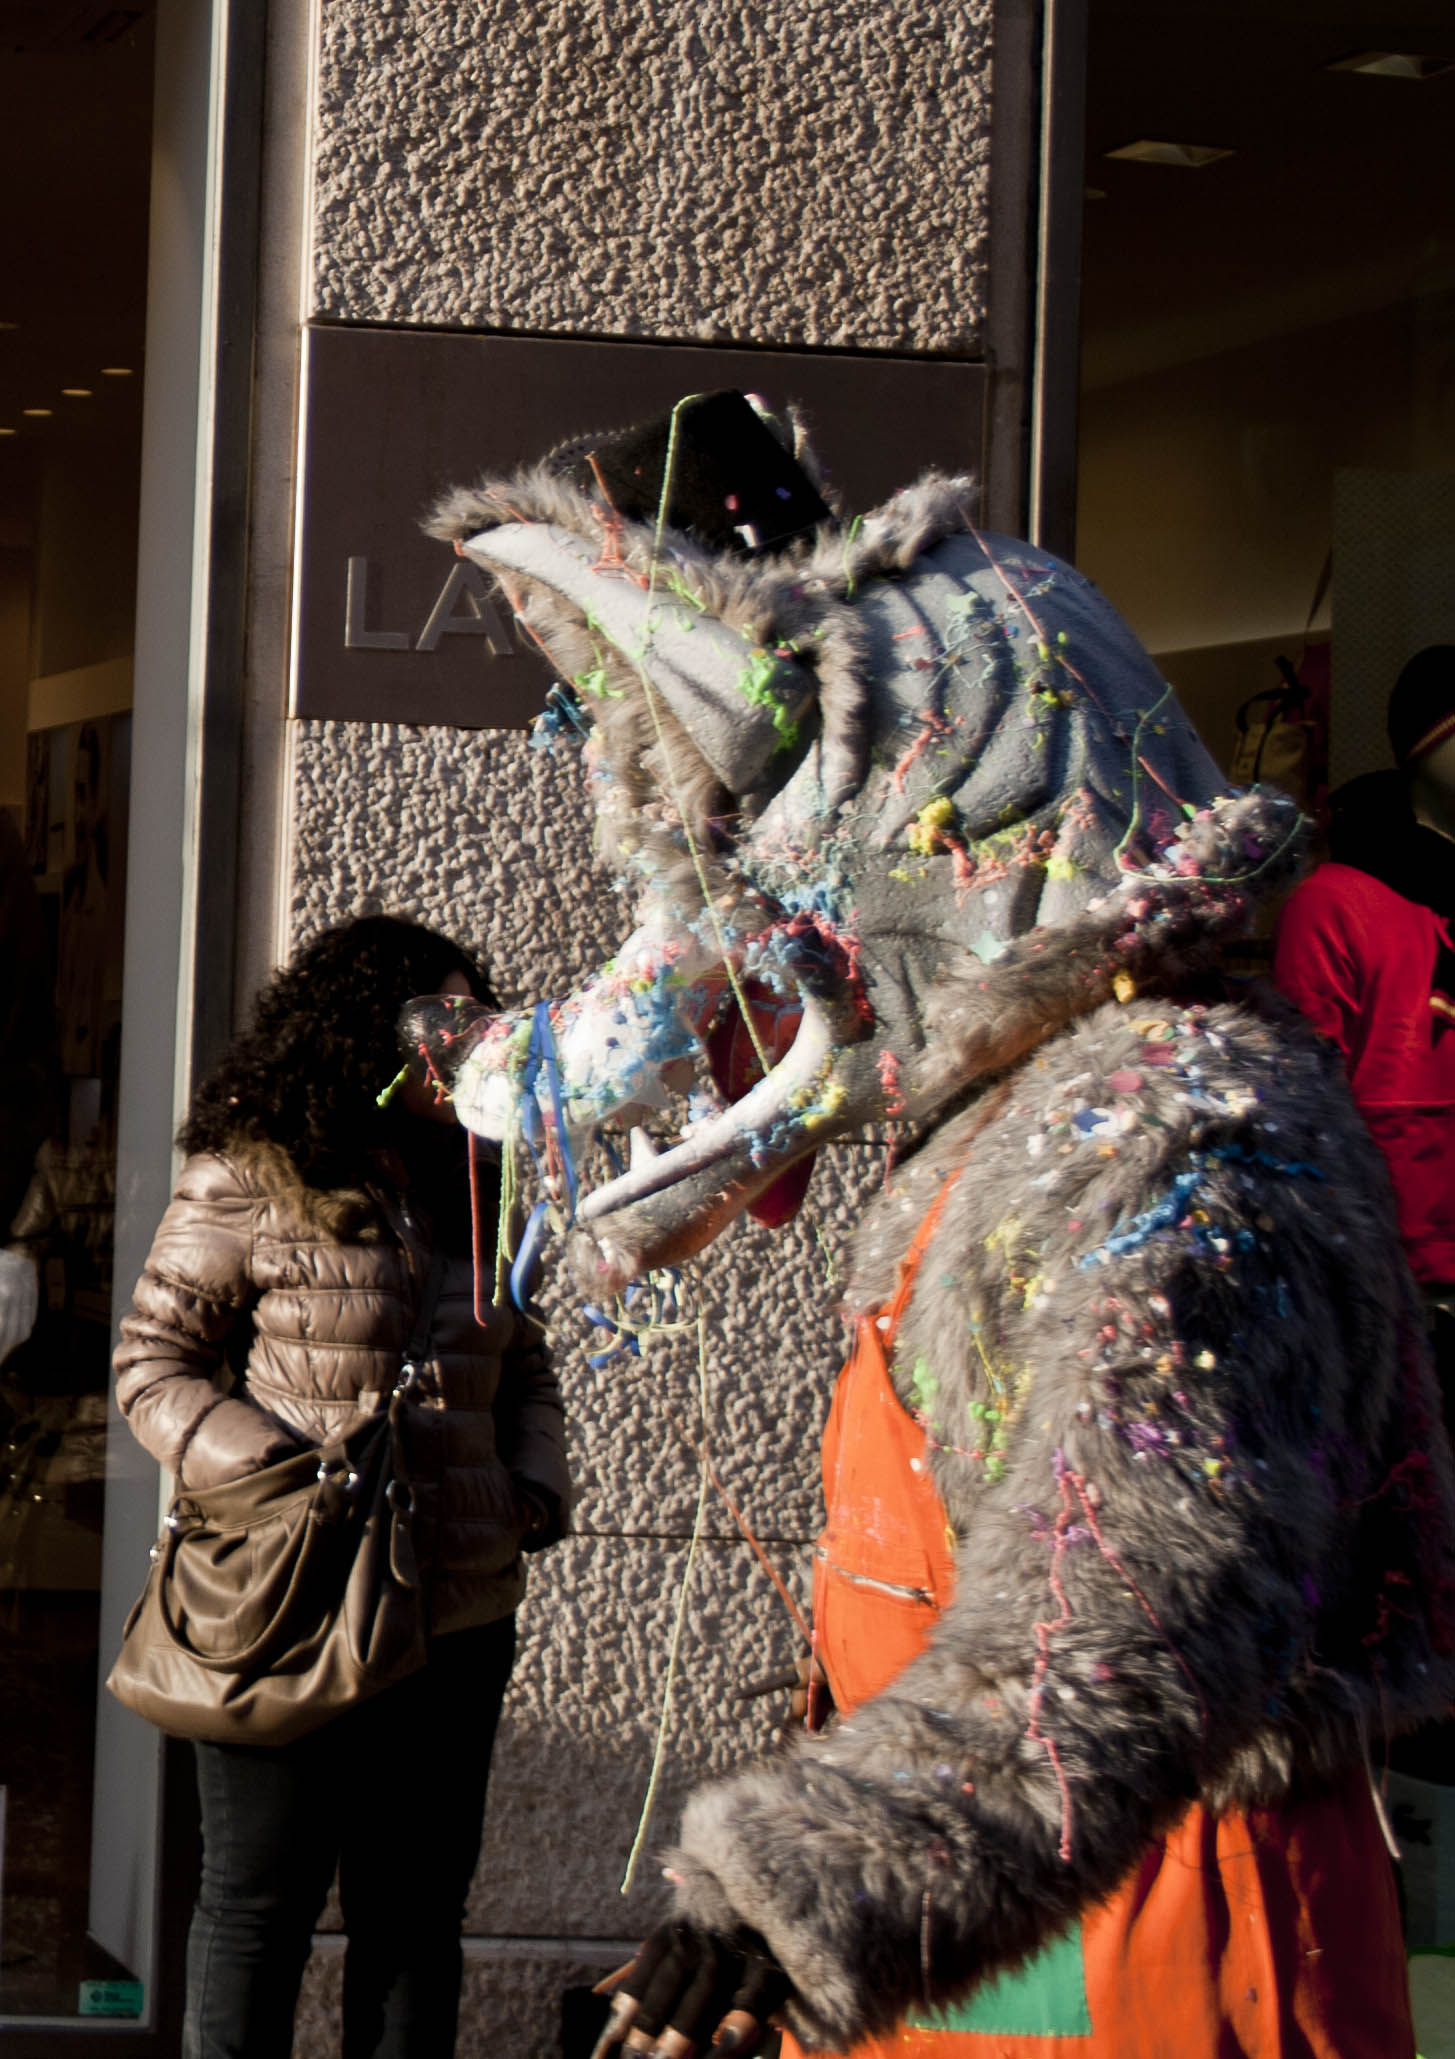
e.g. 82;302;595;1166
1077;0;1455;810
0;0;151;2021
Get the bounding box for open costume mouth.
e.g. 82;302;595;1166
401;941;851;1295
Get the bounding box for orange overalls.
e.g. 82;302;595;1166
784;1181;1414;2059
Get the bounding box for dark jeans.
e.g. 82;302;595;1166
183;1614;517;2059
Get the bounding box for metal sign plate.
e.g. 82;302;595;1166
290;325;986;730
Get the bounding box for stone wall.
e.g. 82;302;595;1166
312;0;993;354
291;5;999;2050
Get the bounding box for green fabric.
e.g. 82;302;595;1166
907;1922;1092;2037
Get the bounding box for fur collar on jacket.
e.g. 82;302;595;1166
213;1135;389;1245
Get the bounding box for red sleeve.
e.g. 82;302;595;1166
1272;875;1364;1061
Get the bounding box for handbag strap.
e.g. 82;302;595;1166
399;1248;448;1391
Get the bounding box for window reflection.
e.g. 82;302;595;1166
3;717;137;2018
0;0;152;2018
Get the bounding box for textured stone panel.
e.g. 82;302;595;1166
466;1534;812;1937
294;1938;632;2058
289;722;614;1006
539;1142;883;1543
312;0;993;354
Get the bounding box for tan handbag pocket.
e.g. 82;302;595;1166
157;1466;328;1667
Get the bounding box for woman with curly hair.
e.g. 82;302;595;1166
114;914;571;2059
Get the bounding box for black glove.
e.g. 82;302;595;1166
592;1920;791;2058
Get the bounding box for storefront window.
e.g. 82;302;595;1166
1;8;154;2026
1077;0;1454;799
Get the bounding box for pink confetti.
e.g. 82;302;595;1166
1107;1069;1143;1094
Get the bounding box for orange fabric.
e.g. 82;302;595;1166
787;1182;1415;2059
812;1172;962;1712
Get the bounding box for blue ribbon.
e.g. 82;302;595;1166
520;1000;579;1220
509;1199;551;1314
507;1002;581;1312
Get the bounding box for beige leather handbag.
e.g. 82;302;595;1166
107;1256;442;1745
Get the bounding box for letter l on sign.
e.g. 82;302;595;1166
344;556;409;649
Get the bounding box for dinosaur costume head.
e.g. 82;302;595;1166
413;402;1302;1295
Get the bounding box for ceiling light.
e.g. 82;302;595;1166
1327;51;1455;80
0;321;18;332
0;427;14;437
22;407;52;417
101;365;134;376
62;387;93;397
1106;139;1235;168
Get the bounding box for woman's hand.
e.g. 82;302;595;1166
511;1475;560;1552
591;1922;790;2059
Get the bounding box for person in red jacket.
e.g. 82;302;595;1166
1275;646;1455;1308
1276;646;1455;1820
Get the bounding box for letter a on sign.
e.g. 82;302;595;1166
415;562;517;656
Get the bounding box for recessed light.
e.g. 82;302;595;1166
1106;139;1235;168
61;387;93;398
0;427;15;437
0;321;18;333
1327;51;1455;80
22;407;52;418
100;365;134;377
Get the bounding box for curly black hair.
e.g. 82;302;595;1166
181;915;497;1189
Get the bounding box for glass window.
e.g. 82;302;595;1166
1;8;154;2027
1077;0;1454;802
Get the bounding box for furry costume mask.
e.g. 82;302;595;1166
412;411;1301;1292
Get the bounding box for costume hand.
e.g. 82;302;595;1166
0;1251;39;1367
591;1921;791;2059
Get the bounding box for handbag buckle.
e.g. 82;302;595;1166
395;1359;421;1397
386;1478;415;1519
316;1456;360;1495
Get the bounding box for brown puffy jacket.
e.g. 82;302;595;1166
114;1138;571;1637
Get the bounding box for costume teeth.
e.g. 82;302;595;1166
629;1126;662;1169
